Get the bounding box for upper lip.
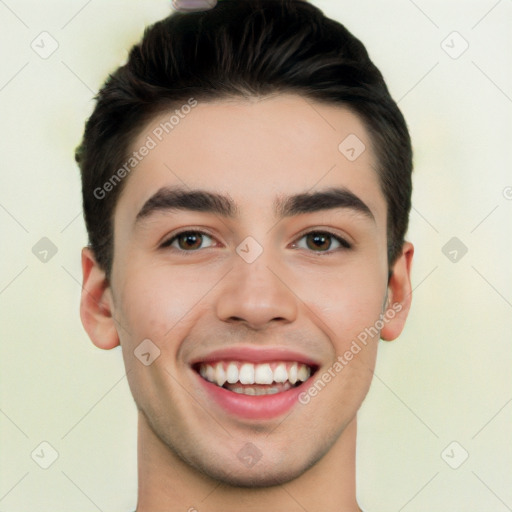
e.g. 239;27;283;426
189;346;320;368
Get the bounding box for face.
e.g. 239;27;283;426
83;94;412;487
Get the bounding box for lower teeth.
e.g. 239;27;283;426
223;382;293;396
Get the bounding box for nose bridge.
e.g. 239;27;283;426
238;256;278;294
234;233;278;282
215;241;298;328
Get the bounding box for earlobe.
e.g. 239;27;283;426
380;242;414;342
79;247;120;350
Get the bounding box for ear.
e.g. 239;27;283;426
79;247;120;350
380;241;414;342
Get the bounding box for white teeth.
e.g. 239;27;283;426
239;363;255;385
205;364;215;382
273;363;288;383
226;363;239;384
215;362;226;387
297;364;310;382
254;363;273;385
198;361;313;388
288;362;298;385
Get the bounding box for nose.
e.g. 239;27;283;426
214;253;298;330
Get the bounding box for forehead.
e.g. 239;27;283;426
116;94;386;225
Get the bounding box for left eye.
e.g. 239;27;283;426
294;231;351;252
162;231;215;251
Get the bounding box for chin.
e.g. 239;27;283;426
198;462;310;488
183;445;326;489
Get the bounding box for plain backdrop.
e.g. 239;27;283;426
1;1;511;511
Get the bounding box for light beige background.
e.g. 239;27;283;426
1;1;511;511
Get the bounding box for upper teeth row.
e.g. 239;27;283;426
198;361;311;387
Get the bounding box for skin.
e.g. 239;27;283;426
80;94;413;512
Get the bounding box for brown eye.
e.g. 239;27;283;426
295;231;351;252
306;233;332;251
162;231;214;251
178;232;203;250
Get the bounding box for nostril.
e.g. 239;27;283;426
226;316;289;324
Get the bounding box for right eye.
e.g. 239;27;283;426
160;231;216;251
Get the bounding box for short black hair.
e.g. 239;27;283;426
76;0;412;278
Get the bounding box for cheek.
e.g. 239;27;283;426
112;267;212;412
113;262;223;346
291;260;386;344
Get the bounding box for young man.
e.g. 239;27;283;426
76;1;414;510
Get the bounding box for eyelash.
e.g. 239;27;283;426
160;229;352;254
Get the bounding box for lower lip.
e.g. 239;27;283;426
194;371;309;420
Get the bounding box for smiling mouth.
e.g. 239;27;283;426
194;361;316;396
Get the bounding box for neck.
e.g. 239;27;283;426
136;412;360;512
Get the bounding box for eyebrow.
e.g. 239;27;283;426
135;186;375;224
275;187;374;221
